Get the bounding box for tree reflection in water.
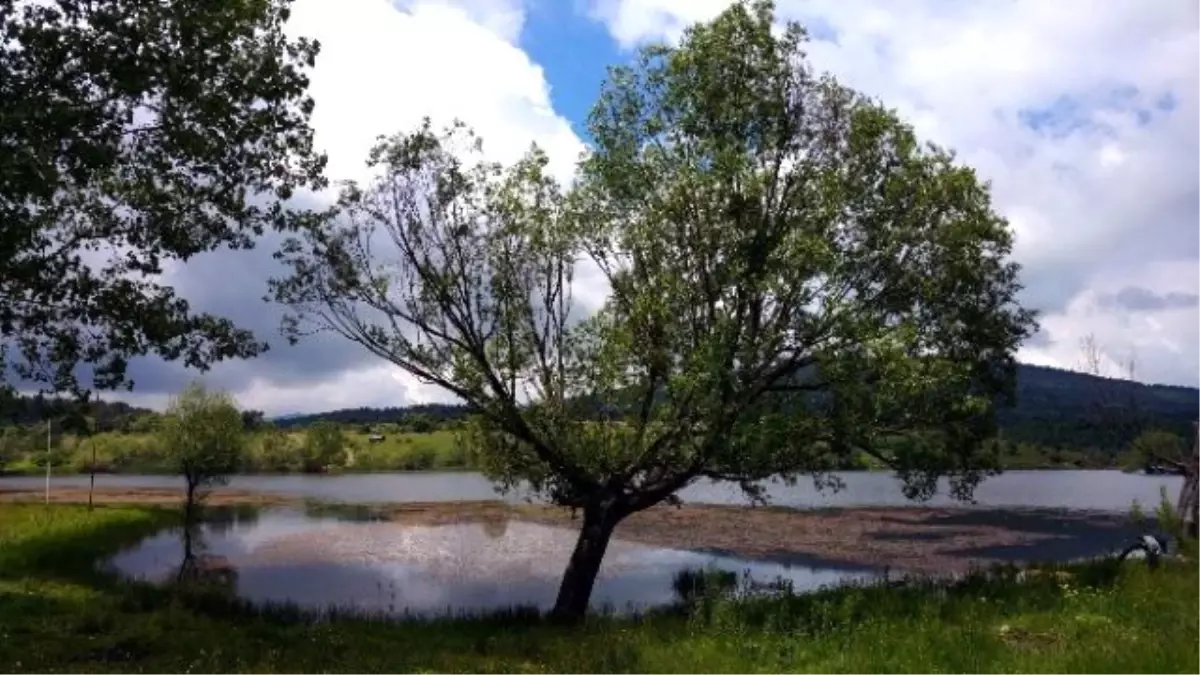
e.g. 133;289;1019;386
173;506;254;595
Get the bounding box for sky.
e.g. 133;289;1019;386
89;0;1199;415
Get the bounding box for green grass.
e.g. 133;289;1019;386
346;430;472;471
0;502;1196;673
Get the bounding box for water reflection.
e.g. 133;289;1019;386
174;524;239;595
108;507;874;617
173;506;260;592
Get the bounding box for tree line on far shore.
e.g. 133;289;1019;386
0;382;1192;477
4;354;1196;477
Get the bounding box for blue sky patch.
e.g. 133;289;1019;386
520;1;626;140
1017;96;1091;138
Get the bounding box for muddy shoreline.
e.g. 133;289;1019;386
1;486;1140;575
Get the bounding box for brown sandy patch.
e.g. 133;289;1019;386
0;486;293;507
342;501;1134;575
1;487;1135;575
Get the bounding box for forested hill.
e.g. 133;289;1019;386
271;404;470;430
2;364;1195;452
995;364;1197;449
269;364;1197;449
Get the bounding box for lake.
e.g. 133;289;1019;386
106;506;876;617
2;469;1184;512
65;470;1178;618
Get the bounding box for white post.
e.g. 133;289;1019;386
44;418;51;504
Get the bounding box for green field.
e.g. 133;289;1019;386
0;428;473;475
0;502;1195;673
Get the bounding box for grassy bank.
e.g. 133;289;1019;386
0;503;1196;673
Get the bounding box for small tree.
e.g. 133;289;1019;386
272;0;1035;619
302;422;346;473
1130;430;1187;472
159;382;245;523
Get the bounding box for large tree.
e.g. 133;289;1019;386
1;0;325;396
272;0;1036;619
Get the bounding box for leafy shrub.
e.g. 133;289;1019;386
400;444;437;471
302;422;347;473
258;431;300;473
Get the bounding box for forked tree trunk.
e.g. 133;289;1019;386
552;500;623;620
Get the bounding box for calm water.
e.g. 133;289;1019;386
4;470;1184;512
107;507;875;616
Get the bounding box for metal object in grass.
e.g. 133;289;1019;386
1119;534;1168;568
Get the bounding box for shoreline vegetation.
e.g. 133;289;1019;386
0;425;1161;478
0;501;1196;673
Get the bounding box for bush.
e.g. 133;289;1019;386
672;566;739;604
302;422;347;473
400;444;437;471
257;431;300;473
442;442;471;468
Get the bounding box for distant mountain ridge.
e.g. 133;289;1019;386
272;364;1198;450
5;363;1194;454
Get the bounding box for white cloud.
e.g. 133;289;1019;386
1020;259;1199;382
290;0;582;187
585;0;1200;386
94;362;447;416
177;0;590;415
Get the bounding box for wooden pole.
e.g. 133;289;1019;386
44;419;51;504
88;396;98;511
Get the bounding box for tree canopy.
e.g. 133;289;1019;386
159;381;245;518
1;0;325;397
272;0;1037;619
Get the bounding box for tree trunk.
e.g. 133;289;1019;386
1178;471;1197;539
1180;470;1200;538
184;479;198;527
551;500;622;621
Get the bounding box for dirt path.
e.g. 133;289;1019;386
0;486;1138;575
